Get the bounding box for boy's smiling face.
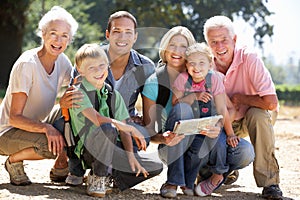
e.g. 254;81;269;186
78;57;108;89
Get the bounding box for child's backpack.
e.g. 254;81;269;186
53;75;116;158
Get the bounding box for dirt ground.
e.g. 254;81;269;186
0;105;299;200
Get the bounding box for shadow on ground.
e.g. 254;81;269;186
1;182;291;200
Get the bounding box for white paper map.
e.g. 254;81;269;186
173;115;223;135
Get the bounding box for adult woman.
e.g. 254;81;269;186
0;6;78;186
143;26;222;198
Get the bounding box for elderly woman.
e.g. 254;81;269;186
0;6;78;186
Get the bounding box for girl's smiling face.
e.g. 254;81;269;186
78;57;109;89
186;52;212;83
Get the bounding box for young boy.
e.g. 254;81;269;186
69;43;148;198
172;42;239;196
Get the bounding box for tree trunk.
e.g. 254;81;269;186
0;1;29;89
0;24;23;89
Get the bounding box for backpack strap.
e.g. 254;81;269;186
104;82;115;118
205;70;212;92
79;82;115;118
156;65;170;133
156;65;170;107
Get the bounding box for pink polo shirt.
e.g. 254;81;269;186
215;46;276;120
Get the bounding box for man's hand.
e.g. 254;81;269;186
130;116;145;126
59;86;83;109
226;134;240;148
231;93;244;111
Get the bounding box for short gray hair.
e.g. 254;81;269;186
203;15;235;42
37;6;78;42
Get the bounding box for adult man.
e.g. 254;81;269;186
64;11;163;191
203;15;282;199
103;10;163;191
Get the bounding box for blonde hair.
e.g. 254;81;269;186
203;15;235;43
75;43;108;69
186;42;213;62
37;6;78;42
159;26;196;64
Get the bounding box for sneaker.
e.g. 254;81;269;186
181;186;194;196
194;178;219;196
160;183;177;198
224;170;239;185
4;158;31;186
65;174;84;186
262;185;283;199
87;173;111;197
104;176;115;194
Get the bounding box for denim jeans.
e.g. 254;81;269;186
68;121;163;189
158;103;228;188
159;103;254;189
198;136;255;183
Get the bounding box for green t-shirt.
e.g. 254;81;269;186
69;78;129;158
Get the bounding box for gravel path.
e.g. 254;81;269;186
0;113;299;200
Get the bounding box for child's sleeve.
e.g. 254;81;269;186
173;72;188;92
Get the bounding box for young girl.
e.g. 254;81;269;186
172;42;239;196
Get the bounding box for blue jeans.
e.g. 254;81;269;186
198;136;255;183
158;103;228;188
68;121;163;190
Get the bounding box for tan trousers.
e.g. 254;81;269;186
232;107;280;187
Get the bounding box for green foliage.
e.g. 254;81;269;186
264;59;286;85
276;84;300;105
86;0;273;47
0;0;31;31
0;89;5;99
0;0;275;89
23;0;103;63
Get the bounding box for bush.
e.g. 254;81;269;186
276;84;300;106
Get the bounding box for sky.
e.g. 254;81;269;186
233;0;300;65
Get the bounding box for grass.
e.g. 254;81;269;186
0;89;5;99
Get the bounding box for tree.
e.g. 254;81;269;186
87;0;273;61
0;0;30;89
23;0;103;63
0;0;274;89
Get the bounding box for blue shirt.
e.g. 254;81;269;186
104;47;155;116
142;72;173;132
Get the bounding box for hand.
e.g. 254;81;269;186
200;125;221;138
226;134;240;148
45;124;66;155
195;92;212;103
59;86;83;109
130;116;145;126
127;153;149;178
131;127;147;151
163;131;185;146
231;93;244;111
